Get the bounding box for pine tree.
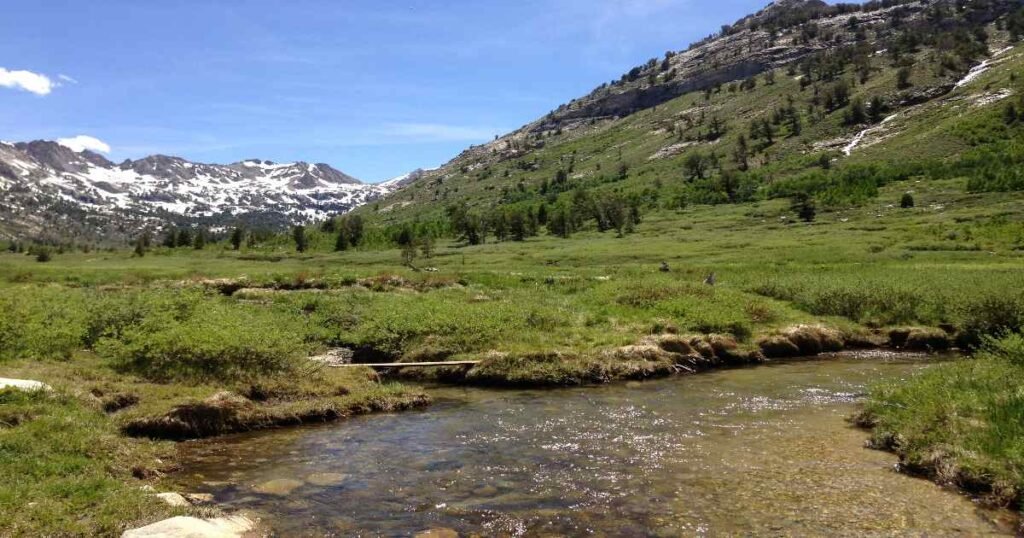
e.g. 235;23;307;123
900;192;915;208
896;66;912;89
176;229;192;248
229;227;244;251
334;228;350;251
192;230;206;250
791;194;816;222
292;225;308;252
734;134;749;171
133;236;146;257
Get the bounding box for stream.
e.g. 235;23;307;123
175;351;1015;536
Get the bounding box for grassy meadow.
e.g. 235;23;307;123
2;167;1024;535
4;36;1024;535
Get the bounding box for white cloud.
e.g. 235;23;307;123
56;135;111;154
57;74;78;85
380;122;499;142
0;67;54;95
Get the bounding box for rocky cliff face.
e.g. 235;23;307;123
530;0;935;133
0;140;392;241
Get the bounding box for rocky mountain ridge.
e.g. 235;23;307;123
0;140;395;240
366;0;1022;221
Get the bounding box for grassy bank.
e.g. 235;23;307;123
858;335;1024;509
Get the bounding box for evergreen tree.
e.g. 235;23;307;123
133;236;147;257
334;228;350;251
176;229;193;248
900;192;915;208
229;227;244;251
844;97;867;125
162;230;176;248
734;134;750;171
791;194;816;222
292;225;308;252
192;230;206;250
684;152;708;180
897;66;913;89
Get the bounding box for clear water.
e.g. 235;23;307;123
175;352;1015;536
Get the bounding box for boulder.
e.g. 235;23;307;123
121;515;255;538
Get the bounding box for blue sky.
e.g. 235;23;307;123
0;0;768;182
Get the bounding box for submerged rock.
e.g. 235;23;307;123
121;515;255;538
414;529;459;538
254;478;304;496
305;472;348;487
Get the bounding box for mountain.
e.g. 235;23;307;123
0;140;395;241
363;0;1024;226
5;0;1023;243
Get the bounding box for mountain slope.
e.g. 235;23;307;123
0;141;394;241
364;0;1024;228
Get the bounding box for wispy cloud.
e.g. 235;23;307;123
57;74;78;85
0;67;54;95
378;122;500;143
57;135;111;153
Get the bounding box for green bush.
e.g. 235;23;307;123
97;304;310;382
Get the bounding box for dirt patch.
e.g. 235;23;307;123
357;274;460;292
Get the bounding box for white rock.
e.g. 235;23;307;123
154;492;190;507
0;378;51;391
121;515;255;538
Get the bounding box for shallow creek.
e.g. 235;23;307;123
175;352;1015;536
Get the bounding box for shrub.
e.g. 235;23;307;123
957;294;1024;349
900;192;915;208
97;302;310;382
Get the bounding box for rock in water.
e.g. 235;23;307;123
121;515;255;538
253;478;304;496
414;529;459;538
305;472;348;487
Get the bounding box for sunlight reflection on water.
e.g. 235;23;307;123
176;353;1014;536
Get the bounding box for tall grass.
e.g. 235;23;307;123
860;335;1024;505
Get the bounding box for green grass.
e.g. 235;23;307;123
2;32;1024;538
0;388;177;536
859;335;1024;507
